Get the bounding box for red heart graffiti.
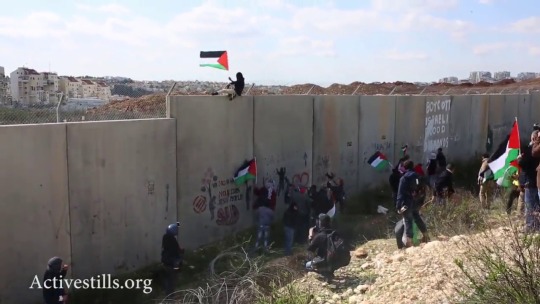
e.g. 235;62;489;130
292;172;310;187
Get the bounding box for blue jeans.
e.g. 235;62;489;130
284;226;295;255
524;189;540;231
255;225;270;249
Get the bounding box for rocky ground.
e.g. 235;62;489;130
285;225;519;304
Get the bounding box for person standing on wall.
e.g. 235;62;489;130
478;153;495;209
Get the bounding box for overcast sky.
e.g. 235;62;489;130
0;0;539;86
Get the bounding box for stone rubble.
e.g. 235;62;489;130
289;227;516;304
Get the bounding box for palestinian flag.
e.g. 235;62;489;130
488;120;520;181
368;151;390;171
200;51;229;70
234;158;257;185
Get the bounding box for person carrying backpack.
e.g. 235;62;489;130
305;214;351;282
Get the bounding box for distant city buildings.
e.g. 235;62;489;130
469;71;492;83
0;66;10;104
58;77;112;101
9;67;60;104
494;71;511;81
439;76;459;84
517;72;537;81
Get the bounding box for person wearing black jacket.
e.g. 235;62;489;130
213;72;245;100
283;201;299;255
396;160;429;248
161;222;184;296
434;164;455;204
389;168;402;205
43;257;68;304
518;132;540;232
306;214;334;281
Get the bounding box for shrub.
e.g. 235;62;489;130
454;220;540;303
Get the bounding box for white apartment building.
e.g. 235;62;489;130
0;66;10;104
469;71;492;84
438;76;459;84
81;79;98;98
59;77;83;98
59;77;111;101
96;82;112;101
10;67;60;104
517;72;537;81
493;71;511;81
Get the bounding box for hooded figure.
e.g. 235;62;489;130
233;72;245;96
161;222;184;296
43;257;67;304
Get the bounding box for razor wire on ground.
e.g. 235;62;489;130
160;244;300;304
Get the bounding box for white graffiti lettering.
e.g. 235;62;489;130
424;99;451;153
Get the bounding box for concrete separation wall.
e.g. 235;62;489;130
0;124;71;304
358;96;396;188
313;96;359;195
4;93;540;301
254;96;314;216
67;119;177;279
168;96;254;249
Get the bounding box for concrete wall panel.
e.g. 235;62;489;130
470;95;490;155
0;124;70;304
395;96;426;163
254;96;313;215
444;95;473;161
517;94;535;141
488;95;519;150
67;119;177;279
313;96;359;195
358;96;396;187
169;96;254;249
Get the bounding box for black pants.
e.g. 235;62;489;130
295;214;310;244
507;189;520;214
395;208;427;248
162;265;178;297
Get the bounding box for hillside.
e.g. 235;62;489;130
90;78;540;114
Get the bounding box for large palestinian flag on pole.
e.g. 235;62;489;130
200;51;229;70
488;119;520;181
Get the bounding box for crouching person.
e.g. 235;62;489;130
305;214;334;281
396;160;429;248
161;222;184;297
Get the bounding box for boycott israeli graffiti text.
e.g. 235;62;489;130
424;99;451;152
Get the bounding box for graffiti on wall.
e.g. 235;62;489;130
195;168;242;226
424;99;451;152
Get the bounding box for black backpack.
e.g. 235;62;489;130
326;230;351;270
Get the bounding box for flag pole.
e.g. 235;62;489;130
254;156;257;185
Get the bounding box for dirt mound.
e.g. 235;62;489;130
282;84;325;95
89;93;166;113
